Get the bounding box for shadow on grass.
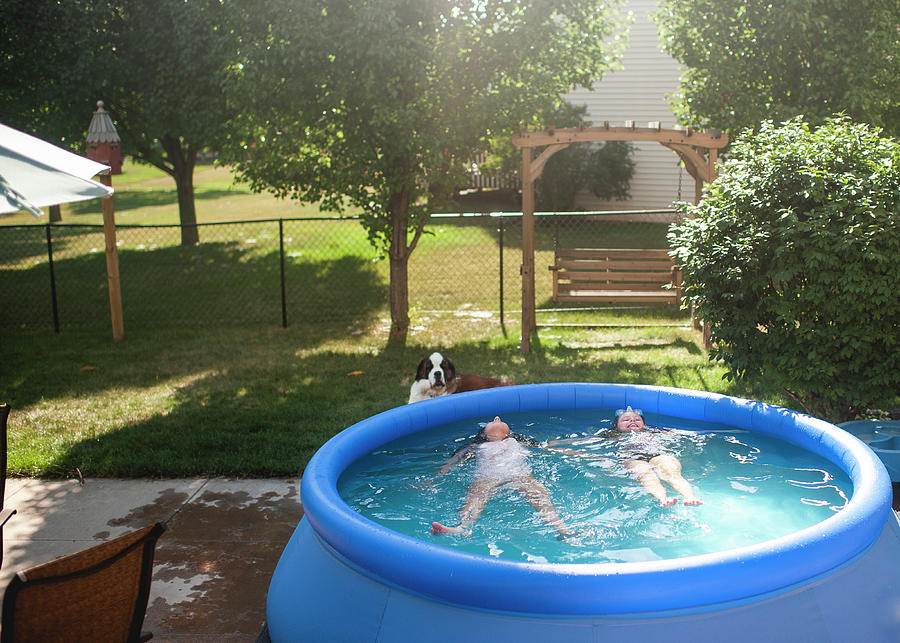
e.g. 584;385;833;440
0;225;52;263
40;349;418;477
427;214;674;253
1;241;386;332
397;339;711;391
66;188;243;215
18;338;773;478
533;337;702;356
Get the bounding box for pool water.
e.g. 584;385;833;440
338;409;852;564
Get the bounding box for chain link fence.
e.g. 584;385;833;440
0;211;682;333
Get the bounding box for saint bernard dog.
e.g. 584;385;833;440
407;352;515;403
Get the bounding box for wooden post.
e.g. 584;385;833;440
99;174;124;341
701;147;719;348
520;146;535;353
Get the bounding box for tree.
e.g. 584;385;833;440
668;117;900;422
1;0;238;244
0;1;120;146
110;0;240;245
655;0;900;136
222;0;626;342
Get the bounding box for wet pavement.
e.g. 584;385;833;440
1;478;302;642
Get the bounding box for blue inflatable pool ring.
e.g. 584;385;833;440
266;384;900;642
838;419;900;482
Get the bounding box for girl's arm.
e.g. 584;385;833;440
434;444;474;476
544;445;610;463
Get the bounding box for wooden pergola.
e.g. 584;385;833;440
511;123;729;353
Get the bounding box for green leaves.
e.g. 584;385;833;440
218;0;629;336
223;0;626;247
669;116;900;421
656;0;900;137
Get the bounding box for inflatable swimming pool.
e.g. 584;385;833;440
266;384;900;641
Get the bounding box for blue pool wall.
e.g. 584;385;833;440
267;383;900;641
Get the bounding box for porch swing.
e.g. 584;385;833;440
511;122;728;352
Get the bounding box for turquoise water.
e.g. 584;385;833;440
337;410;852;564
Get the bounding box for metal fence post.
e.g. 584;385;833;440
498;216;504;326
1;211;679;332
45;225;60;333
279;219;288;328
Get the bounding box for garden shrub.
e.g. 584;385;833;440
669;116;900;422
534;103;634;211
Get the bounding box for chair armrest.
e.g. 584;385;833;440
0;507;16;528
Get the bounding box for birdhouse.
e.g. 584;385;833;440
86;101;122;174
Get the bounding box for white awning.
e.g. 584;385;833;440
0;122;113;216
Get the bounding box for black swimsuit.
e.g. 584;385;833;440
600;428;671;462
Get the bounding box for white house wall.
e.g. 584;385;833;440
566;0;687;212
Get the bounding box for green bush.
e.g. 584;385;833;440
478;102;634;211
669;117;900;422
533;103;634;211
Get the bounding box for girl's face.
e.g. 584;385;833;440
616;412;645;432
484;417;511;441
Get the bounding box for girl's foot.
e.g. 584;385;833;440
430;521;461;535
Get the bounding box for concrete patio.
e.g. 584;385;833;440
1;477;302;641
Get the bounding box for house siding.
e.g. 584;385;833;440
566;0;687;211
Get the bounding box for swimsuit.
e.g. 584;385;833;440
598;428;673;462
472;437;532;483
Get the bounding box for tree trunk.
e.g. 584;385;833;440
387;189;411;346
160;135;199;246
175;169;198;246
388;250;410;344
49;204;62;223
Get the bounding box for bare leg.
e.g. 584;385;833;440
431;478;497;535
650;454;701;505
624;459;677;506
514;476;575;536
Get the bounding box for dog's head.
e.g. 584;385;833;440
415;352;456;390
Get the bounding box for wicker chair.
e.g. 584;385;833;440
1;522;166;643
0;403;16;570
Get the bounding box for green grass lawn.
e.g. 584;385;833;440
1;160;349;227
1;162;796;478
4;319;784;479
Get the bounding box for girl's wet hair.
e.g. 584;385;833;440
614;405;643;419
452;427;537;455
